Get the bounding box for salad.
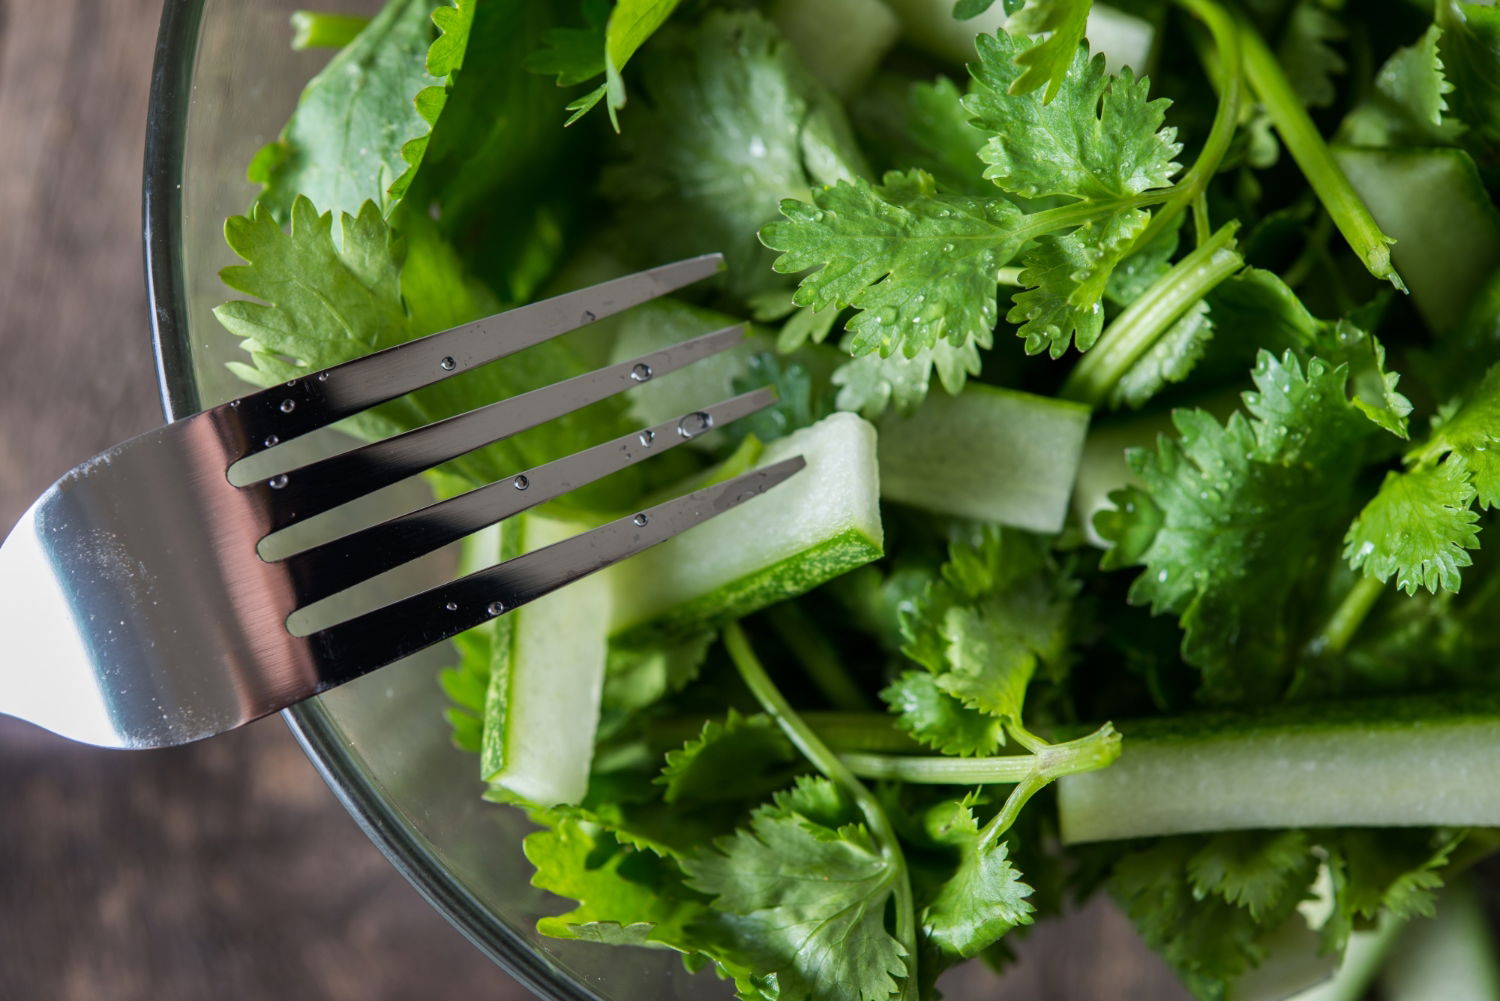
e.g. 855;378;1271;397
214;0;1500;998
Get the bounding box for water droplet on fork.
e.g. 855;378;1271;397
633;513;650;527
263;435;280;448
677;411;714;438
317;371;331;382
639;429;656;447
279;398;296;414
513;474;530;490
487;601;505;616
630;363;653;382
268;474;289;490
445;601;459;612
228;399;241;408
439;356;457;371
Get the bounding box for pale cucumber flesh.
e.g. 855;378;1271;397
483;514;611;806
1057;695;1500;843
878;383;1090;534
1335;146;1500;332
606;411;884;641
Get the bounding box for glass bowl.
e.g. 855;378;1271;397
142;3;704;999
140;4;1180;1000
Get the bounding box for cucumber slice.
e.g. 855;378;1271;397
607;411;884;641
771;0;902;97
482;514;612;806
883;0;1154;73
877;383;1090;534
1334;146;1500;332
1056;694;1500;843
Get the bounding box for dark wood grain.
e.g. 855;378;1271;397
0;4;1189;1000
0;3;524;999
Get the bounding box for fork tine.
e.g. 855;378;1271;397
307;456;806;685
227;254;725;452
279;388;777;607
250;324;747;532
307;456;810;684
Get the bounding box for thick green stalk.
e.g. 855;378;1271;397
1232;4;1405;291
290;11;371;49
1061;222;1243;406
722;623;919;1001
1305;575;1386;658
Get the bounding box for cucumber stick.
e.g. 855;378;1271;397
771;0;901;97
482;514;612;807
607;411;884;640
877;383;1090;534
1056;694;1500;843
1335;146;1500;332
480;412;883;804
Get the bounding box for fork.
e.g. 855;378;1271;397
0;254;801;750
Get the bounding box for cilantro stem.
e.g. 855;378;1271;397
722;622;919;1001
1060;221;1243;406
1307;575;1386;658
837;723;1120;786
1230;3;1406;291
1132;0;1243;252
766;605;876;711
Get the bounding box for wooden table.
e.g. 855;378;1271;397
0;3;1189;999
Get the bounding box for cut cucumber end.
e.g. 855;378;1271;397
878;382;1090;534
607;411;884;642
1057;694;1500;843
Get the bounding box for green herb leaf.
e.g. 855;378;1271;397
1002;0;1094;103
1098;351;1373;700
880;671;1005;756
919;799;1034;958
683;777;909;1001
965;31;1181;202
1343;460;1479;595
608;10;867;300
251;0;446;220
657;710;797;804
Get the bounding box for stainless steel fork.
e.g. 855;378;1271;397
0;254;801;750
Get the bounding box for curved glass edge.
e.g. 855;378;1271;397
140;5;601;998
143;0;203;420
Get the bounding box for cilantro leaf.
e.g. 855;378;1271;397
1008;209;1150;356
656;710;797;805
607;10;867;300
527;0;684;129
1277;0;1346;109
1341;25;1463;148
880;670;1005;757
1109;834;1317;999
1099;351;1374;700
764;169;1022;359
830;337;983;418
250;0;447;221
1002;0;1095;103
1436;0;1500;151
1185;830;1317;923
899;526;1075;735
526;814;713;951
1413;363;1500;505
682;777;909;1001
965;31;1181;203
917;798;1034;958
215;197;635;494
1321;828;1461;952
1343;460;1479;595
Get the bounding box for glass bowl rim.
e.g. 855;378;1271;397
140;4;604;998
